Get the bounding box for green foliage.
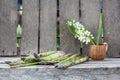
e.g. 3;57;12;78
96;12;103;45
66;19;76;36
67;12;104;45
66;19;95;45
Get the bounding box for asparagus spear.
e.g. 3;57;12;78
10;62;40;68
14;51;65;65
55;55;88;69
56;53;79;63
6;59;25;66
10;60;56;68
40;54;72;64
21;55;40;63
9;51;66;68
55;56;80;68
54;53;79;68
8;57;40;66
38;51;57;57
21;51;56;61
21;54;34;61
8;51;88;68
50;54;72;63
23;58;41;63
40;51;66;61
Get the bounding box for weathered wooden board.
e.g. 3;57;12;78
59;0;80;53
0;67;120;80
39;0;57;52
0;58;120;80
0;0;18;56
103;0;120;57
21;0;39;55
81;0;100;55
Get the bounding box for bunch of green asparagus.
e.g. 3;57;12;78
6;51;88;68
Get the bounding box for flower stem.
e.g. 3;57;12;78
80;42;83;55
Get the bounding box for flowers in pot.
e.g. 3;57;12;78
67;19;95;45
66;13;108;61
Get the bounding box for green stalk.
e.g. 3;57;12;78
50;54;72;63
23;58;40;63
55;53;79;68
38;51;56;57
10;60;57;68
36;54;72;64
40;51;66;61
58;53;79;63
21;51;56;61
6;59;25;66
10;62;39;68
55;56;88;69
55;56;80;68
80;42;83;55
21;54;35;61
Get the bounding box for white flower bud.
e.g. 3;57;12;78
73;20;75;22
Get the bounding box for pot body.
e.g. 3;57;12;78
89;43;108;60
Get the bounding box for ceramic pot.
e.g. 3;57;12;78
89;42;108;61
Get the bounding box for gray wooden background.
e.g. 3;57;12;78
0;0;120;57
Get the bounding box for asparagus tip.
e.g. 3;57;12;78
33;53;39;58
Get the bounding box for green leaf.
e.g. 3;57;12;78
67;25;76;36
66;19;76;36
96;13;103;45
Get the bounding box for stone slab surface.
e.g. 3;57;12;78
0;57;120;80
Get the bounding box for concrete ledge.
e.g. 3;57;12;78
0;57;120;80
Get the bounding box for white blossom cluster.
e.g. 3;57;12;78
67;20;94;44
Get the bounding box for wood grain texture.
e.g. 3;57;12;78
81;0;100;55
0;0;18;56
0;58;120;80
21;0;39;55
0;65;120;80
89;44;107;60
39;0;57;52
59;0;80;53
103;0;120;57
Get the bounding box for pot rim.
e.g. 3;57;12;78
90;44;104;46
90;42;108;46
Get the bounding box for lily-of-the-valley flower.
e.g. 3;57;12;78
66;19;95;45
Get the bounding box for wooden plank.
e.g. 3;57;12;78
103;0;120;57
59;0;80;53
81;0;100;55
39;0;57;52
0;67;120;80
0;0;18;56
1;57;120;69
21;0;39;55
